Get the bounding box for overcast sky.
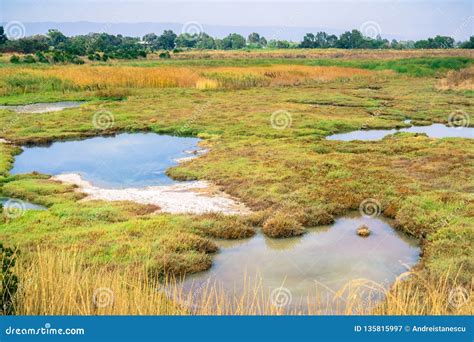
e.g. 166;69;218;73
1;0;473;40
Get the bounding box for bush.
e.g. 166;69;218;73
22;55;36;63
0;244;19;315
35;51;49;63
148;252;212;280
159;51;171;59
70;56;84;65
9;55;20;64
293;205;334;226
159;232;218;254
195;213;255;239
262;211;305;238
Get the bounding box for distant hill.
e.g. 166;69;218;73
0;21;399;41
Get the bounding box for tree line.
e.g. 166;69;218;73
0;26;472;64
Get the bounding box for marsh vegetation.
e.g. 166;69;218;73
0;49;472;315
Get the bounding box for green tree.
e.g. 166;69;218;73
222;33;246;49
300;33;316;48
142;33;160;50
47;29;68;50
433;35;454;48
247;32;260;44
0;26;7;45
176;33;197;48
196;33;216;49
247;32;267;48
337;30;365;49
460;36;474;49
158;30;177;50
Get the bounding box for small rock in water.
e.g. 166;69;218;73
357;225;371;237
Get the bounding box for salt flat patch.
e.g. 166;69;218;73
53;173;250;215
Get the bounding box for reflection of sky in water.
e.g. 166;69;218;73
11;133;200;189
183;213;420;313
327;124;474;141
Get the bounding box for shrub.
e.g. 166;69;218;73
52;51;66;63
159;51;171;59
159;232;218;254
262;211;305;238
70;56;85;65
35;51;49;63
9;55;20;64
245;209;273;227
0;244;19;315
148;252;212;280
22;55;37;63
294;205;334;226
195;213;255;239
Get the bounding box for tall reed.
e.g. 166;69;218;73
12;250;473;315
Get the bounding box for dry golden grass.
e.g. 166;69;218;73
0;65;372;92
40;66;201;89
437;66;474;90
169;48;474;60
12;250;473;315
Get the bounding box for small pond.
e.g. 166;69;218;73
327;123;474;141
182;213;420;313
0;197;47;211
0;102;83;114
11;133;201;188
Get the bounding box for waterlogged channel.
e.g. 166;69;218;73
0;101;83;113
182;213;420;313
327;123;474;141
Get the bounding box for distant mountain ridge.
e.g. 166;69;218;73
0;21;402;41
